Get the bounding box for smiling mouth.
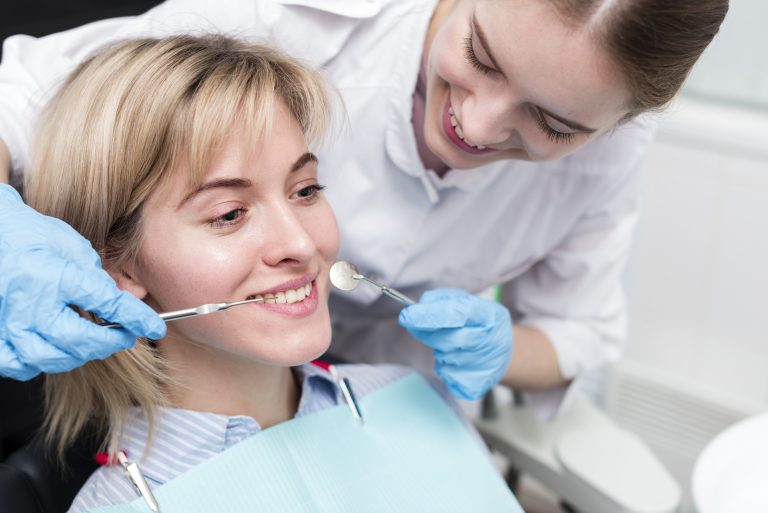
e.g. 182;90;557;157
442;97;496;156
247;282;313;305
448;107;486;150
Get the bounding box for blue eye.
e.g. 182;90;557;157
209;208;247;228
295;184;326;202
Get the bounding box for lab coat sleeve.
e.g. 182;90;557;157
0;0;356;183
503;120;654;420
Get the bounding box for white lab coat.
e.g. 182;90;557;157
0;0;656;419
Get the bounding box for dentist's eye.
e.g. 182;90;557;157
209;208;247;228
533;109;577;145
464;34;495;76
293;184;326;203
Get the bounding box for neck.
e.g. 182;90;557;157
412;0;457;177
160;336;300;429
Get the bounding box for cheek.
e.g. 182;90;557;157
137;229;251;310
310;203;340;267
429;26;469;89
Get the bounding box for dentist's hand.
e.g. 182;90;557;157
0;184;166;380
399;288;513;400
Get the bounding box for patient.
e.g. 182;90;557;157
24;35;470;512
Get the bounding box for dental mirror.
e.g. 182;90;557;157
329;260;361;291
329;261;415;305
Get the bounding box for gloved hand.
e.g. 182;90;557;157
399;288;513;400
0;184;166;380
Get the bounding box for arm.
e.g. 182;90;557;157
502;324;566;390
0;139;9;184
0;1;356;178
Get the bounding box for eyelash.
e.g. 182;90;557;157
463;35;494;76
294;184;326;202
209;207;247;228
533;110;576;144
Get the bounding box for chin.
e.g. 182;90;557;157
258;327;332;367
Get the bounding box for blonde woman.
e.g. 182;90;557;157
25;35;474;512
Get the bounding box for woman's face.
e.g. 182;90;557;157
423;0;631;168
125;101;338;367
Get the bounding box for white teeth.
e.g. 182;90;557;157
449;106;454;115
250;282;313;305
450;115;485;150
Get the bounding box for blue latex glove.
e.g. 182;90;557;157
399;288;513;400
0;184;166;380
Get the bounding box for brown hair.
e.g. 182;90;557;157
24;34;334;459
550;0;729;116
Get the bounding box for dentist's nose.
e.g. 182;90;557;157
260;204;315;268
457;93;520;147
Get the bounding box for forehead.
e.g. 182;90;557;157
474;0;630;123
153;104;309;202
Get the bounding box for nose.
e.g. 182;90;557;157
457;90;521;147
259;202;316;268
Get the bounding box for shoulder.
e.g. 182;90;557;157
67;465;137;513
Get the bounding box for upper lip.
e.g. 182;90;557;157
249;272;316;297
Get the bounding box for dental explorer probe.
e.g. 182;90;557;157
98;298;265;329
329;261;415;305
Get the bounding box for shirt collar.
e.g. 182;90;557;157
121;363;343;484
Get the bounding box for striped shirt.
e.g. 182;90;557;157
67;363;469;513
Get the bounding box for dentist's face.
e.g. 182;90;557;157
129;101;338;366
423;0;631;168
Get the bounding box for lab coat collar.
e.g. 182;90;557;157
278;0;384;19
385;102;511;202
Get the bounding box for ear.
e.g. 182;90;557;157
106;262;149;300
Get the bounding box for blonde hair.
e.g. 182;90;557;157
24;34;333;459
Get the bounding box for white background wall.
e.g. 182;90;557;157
684;0;768;109
610;96;768;511
625;99;768;410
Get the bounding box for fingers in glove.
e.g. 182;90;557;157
7;329;90;375
60;261;166;340
39;306;140;362
0;341;42;380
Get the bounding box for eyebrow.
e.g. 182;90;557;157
178;152;318;207
473;12;597;134
290;152;318;173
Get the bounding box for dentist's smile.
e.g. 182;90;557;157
441;96;496;155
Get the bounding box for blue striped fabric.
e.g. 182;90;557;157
67;363;447;513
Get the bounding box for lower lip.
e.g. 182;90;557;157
253;281;320;318
442;96;496;156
